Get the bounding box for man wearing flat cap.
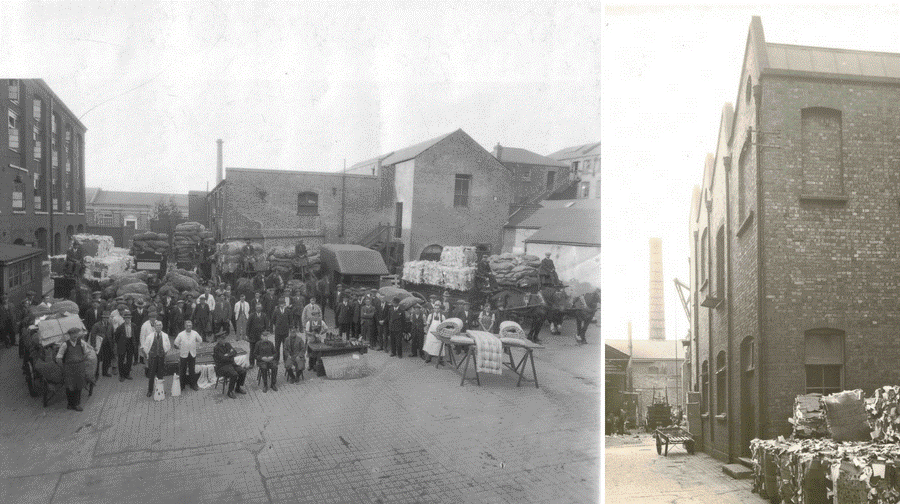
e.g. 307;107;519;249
56;327;90;411
114;309;136;381
89;310;115;378
213;329;246;399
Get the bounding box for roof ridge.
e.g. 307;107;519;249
767;41;900;57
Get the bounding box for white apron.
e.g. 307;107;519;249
422;314;445;357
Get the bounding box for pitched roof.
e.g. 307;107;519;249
547;142;601;161
0;243;43;263
505;205;544;227
495;146;568;168
765;42;900;80
318;244;390;275
525;209;599;246
85;187;100;204
605;339;684;361
89;189;190;208
380;130;456;166
347;154;392;173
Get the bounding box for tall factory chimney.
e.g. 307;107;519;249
649;237;666;340
216;139;223;185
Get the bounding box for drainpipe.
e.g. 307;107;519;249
724;152;734;461
48;95;55;255
753;82;766;440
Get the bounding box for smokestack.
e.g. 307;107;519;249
649;237;666;340
216;139;223;185
494;143;503;161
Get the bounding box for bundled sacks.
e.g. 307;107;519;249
173;222;213;262
161;270;199;293
789;394;829;439
73;234;115;258
488;253;542;287
132;231;170;255
439;246;477;268
117;282;149;297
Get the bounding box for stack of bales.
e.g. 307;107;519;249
173;222;214;263
488;253;541;288
100;271;151;305
73;234;115;258
84;247;133;280
156;269;202;301
402;246;477;291
131;231;170;255
216;241;251;274
267;246;321;274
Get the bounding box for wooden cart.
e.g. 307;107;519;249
654;426;695;456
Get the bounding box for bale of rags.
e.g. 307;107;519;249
158;284;180;300
117;282;149;297
399;296;422;311
74;234;115;258
163;272;199;292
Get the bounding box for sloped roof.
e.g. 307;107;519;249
319;244;389;275
495;146;568;168
547;142;601;161
525;209;599;246
380;131;456;166
347;153;392;173
606;344;630;373
85;187;100;204
505;205;544;227
605;339;684;361
0;243;42;263
89;189;190;208
540;199;601;209
765;43;900;79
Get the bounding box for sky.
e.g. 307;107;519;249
601;4;900;343
2;0;600;191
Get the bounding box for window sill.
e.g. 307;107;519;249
701;295;723;309
715;414;728;422
701;412;710;419
736;211;754;237
799;193;848;204
12;210;25;214
34;211;47;215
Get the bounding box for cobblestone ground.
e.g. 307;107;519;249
604;433;767;504
0;315;599;504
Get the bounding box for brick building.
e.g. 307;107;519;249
1;79;86;255
689;16;900;462
211;129;514;260
547;142;600;200
492;145;570;208
606;338;686;426
85;188;189;231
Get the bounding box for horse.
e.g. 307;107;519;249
573;289;600;344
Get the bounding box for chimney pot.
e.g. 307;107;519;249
216;139;224;185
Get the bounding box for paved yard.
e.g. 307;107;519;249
0;318;599;504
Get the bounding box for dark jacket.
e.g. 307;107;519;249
388;305;405;332
83;307;102;332
271;306;292;335
167;306;184;336
247;311;268;341
453;308;476;330
254;339;277;361
409;311;426;336
360;305;376;324
336;302;354;325
352;301;361;323
213;341;238;371
192;302;211;332
114;322;138;355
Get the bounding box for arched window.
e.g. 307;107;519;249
76;224;84;233
297;192;318;216
419;244;443;261
802;107;843;195
35;228;47;252
716;351;727;415
741;336;756;372
701;360;709;414
65;225;74;245
805;328;844;395
53;232;61;255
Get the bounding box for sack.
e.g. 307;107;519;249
171;373;181;397
153;378;165;401
822;389;871;442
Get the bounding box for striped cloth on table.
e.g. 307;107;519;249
467;330;503;375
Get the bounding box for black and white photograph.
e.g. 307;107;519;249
603;4;900;503
0;2;600;503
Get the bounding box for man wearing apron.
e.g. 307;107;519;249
234;293;250;341
56;327;90;411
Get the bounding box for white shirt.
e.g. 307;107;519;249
173;330;203;358
140;319;159;342
234;300;250;320
141;329;171;356
199;294;216;311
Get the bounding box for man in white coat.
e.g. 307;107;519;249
233;294;250;341
141;320;171;398
173;319;203;391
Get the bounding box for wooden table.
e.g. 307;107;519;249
434;333;543;388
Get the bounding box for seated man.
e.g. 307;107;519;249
305;315;328;372
283;329;306;383
213;330;246;399
254;332;279;393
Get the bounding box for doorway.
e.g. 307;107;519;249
740;337;756;456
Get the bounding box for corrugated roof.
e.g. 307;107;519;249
525;210;599;246
547;142;601;162
379;131;456;166
604;339;684;361
319;244;389;275
505;205;544;228
766;43;900;79
90;189;190;208
0;243;42;263
496;146;568;167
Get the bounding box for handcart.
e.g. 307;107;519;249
654;426;695;456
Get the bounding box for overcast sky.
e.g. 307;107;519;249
3;0;600;191
601;4;900;343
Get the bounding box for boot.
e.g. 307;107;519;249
72;390;83;412
262;369;269;393
227;379;236;399
270;371;278;392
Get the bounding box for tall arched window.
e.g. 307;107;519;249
297;192;318;215
716;351;727;415
701;360;709;414
805;328;844;395
802;107;843;195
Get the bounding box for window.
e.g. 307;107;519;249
12;175;24;210
521;168;531;182
701;360;709;413
805;329;844;395
32;124;41;160
8;108;19;151
51;114;58;167
746;76;752;103
700;228;708;286
741;336;756;372
65;126;72;174
801;107;843;195
738;140;750;222
580;182;590;198
33;172;42;211
571;160;579;174
716;226;725;299
96;213;114;226
647;366;659;375
33;98;41;120
583;159;593;176
716;351;727;415
546;171;556;190
8;80;19;102
454;174;471;208
297;192;318;215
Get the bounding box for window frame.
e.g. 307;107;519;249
716;226;725;299
8;108;19;152
716;351;727;415
8;80;20;103
12;175;24;210
701;360;709;414
454;174;471;208
804;328;845;395
297;191;319;216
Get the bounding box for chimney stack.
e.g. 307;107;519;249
649;237;666;340
216;139;224;185
494;143;503;161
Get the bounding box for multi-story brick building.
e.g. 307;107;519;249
492;145;570;207
1;79;86;255
547;142;600;200
689;16;900;462
210;129;513;260
85;188;189;231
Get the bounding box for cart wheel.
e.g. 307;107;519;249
685;440;695;455
42;378;50;407
655;434;662;455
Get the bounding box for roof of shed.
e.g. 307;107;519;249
0;243;43;263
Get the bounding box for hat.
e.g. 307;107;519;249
102;310;111;318
214;329;228;339
67;327;81;336
122;309;132;318
177;299;185;304
457;300;470;306
428;294;438;301
135;299;145;307
92;291;102;296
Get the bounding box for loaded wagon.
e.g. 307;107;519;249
318;244;391;302
21;313;95;406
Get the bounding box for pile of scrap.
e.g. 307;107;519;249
73;233;115;258
402;246;477;291
84;247;133;280
131;231;170;255
172;222;214;263
789;393;829;438
487;253;542;288
867;386;900;443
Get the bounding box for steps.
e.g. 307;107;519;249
723;459;754;480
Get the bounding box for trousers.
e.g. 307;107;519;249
179;355;197;388
146;355;166;394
